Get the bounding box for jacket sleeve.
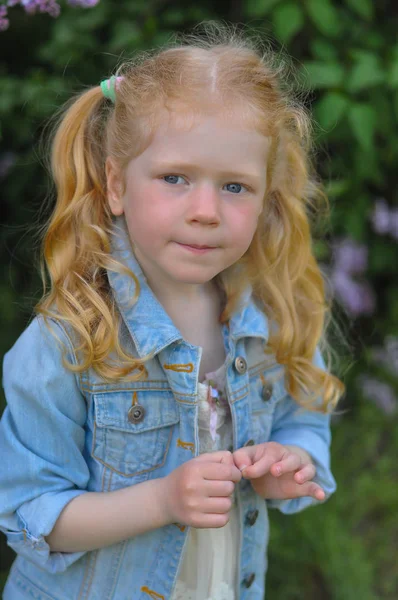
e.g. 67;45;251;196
266;347;337;514
0;317;90;573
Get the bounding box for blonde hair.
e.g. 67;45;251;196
37;21;345;411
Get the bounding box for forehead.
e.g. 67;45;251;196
139;107;271;170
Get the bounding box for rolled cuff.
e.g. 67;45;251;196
1;489;87;573
266;430;337;514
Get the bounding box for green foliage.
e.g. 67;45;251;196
1;1;398;598
271;2;304;44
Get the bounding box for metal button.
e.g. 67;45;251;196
262;382;273;401
234;356;247;374
243;439;255;447
245;509;259;526
127;404;145;424
242;573;255;588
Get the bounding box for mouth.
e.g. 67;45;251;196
175;242;217;253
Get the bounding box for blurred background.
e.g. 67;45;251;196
0;1;397;598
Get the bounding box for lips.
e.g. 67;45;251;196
176;242;216;249
184;244;215;249
175;241;218;254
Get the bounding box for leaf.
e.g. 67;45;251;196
313;239;329;260
344;0;374;21
109;22;142;52
325;179;351;198
272;2;304;44
305;0;342;38
388;45;398;89
347;103;377;151
315;92;349;130
162;8;185;26
245;0;282;18
311;39;338;61
301;61;345;89
346;50;385;93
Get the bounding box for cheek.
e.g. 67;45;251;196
232;205;261;239
124;191;171;243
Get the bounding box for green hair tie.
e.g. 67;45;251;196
100;75;124;103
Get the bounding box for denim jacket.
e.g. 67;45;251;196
0;216;336;600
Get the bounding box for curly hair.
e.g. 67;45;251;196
37;21;345;412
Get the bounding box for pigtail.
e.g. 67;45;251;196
36;86;146;382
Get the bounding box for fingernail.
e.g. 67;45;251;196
239;465;248;472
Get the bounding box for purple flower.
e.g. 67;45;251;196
371;197;390;235
371;336;398;374
331;270;375;317
371;197;398;240
0;5;9;30
67;0;99;6
21;0;61;17
3;0;100;27
357;375;397;415
333;238;368;275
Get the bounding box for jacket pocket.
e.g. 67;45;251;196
91;390;179;478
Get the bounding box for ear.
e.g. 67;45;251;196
105;157;124;216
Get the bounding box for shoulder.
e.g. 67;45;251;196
5;315;74;358
3;315;79;385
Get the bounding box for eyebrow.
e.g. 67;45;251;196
152;161;262;182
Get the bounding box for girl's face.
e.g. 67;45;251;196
106;112;269;295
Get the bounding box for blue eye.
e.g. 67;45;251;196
225;183;246;194
162;175;185;185
162;175;249;194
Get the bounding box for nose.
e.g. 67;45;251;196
186;183;221;227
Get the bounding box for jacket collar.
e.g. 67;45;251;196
107;216;269;358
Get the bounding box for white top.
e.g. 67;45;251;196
171;364;240;600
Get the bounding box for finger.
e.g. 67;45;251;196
204;496;233;514
196;450;233;464
202;462;242;483
270;453;302;477
296;481;326;501
294;463;316;484
194;513;230;529
204;480;235;497
239;452;281;479
232;447;256;471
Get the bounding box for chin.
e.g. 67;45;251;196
170;269;219;285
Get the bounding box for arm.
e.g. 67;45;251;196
0;317;167;571
47;449;243;552
45;478;169;552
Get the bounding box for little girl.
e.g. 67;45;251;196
0;22;344;600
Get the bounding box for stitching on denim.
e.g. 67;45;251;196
176;439;195;454
163;363;194;373
141;586;165;599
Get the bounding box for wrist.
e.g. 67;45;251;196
156;475;175;527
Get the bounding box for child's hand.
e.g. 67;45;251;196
162;451;242;529
233;442;325;501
